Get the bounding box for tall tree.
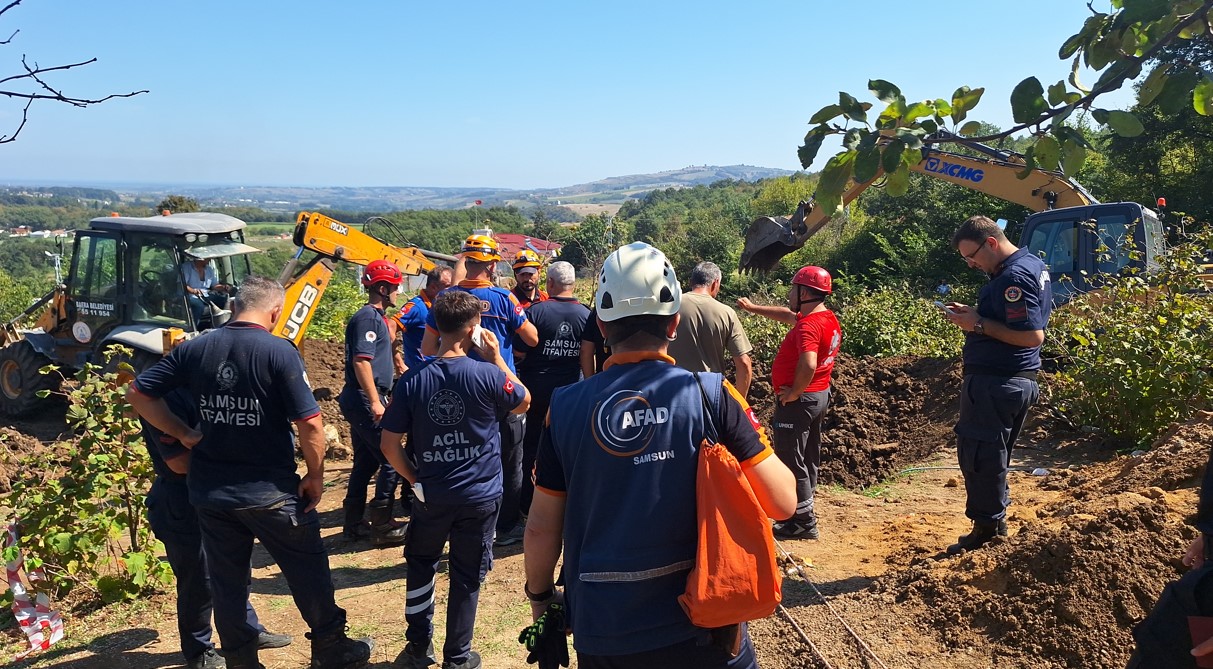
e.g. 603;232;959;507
156;195;200;214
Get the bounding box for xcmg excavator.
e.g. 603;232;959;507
740;133;1166;303
0;210;455;417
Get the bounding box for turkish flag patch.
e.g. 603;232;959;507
745;407;762;431
402;302;415;314
515;305;525;317
504;379;515;393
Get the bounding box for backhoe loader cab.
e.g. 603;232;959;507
0;212;259;417
1020;202;1163;304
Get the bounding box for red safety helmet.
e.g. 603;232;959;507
791;265;832;294
362;259;404;288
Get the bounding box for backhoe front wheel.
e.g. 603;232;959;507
0;341;60;418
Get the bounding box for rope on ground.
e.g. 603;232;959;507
776;601;835;669
774;538;891;669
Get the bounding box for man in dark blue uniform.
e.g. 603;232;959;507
381;290;530;669
524;242;797;669
514;260;588;517
339;260;407;546
421;235;538;548
943;215;1052;555
140;388;291;669
128;276;373;669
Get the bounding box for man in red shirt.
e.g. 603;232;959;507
738;265;841;539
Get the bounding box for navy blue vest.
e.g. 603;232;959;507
546;361;722;655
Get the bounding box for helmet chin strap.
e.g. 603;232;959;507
792;285;824;313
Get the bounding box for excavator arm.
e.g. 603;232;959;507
272;211;457;347
739;138;1099;272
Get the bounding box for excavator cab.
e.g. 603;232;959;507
1021;202;1162;304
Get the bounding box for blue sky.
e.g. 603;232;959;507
0;1;1131;190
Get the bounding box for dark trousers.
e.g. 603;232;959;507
147;478;262;661
196;497;346;653
404;497;499;665
771;390;830;525
518;372;577;515
340;391;400;511
496;412;526;533
577;625;757;669
1128;559;1213;669
954;374;1039;524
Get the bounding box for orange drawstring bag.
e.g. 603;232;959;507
678;375;782;628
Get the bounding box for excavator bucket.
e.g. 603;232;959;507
740;214;801;273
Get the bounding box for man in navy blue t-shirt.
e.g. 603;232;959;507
339;260;407;546
514;260;588;516
381;290;529;669
128;276;373;669
139;388;291;669
421;235;539;547
943;215;1052;555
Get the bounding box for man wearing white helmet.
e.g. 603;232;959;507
524;242;796;668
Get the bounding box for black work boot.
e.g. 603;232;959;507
342;499;369;540
442;650;481;669
221;640;263;669
366;499;406;547
946;522;999;555
186;648;226;669
308;629;373;669
397;640;436;668
997;518;1008;537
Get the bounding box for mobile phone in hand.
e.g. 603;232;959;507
934;301;955;314
471;325;485;348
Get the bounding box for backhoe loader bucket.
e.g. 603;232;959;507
740;215;800;273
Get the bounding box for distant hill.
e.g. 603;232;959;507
15;164;797;213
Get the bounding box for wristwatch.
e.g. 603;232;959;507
972;318;986;335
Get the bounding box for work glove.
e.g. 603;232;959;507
518;601;569;669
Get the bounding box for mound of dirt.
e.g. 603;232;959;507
864;412;1213;669
300;338;351;458
823;355;962;488
0;427;44;493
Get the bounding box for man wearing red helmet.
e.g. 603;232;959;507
738;265;842;540
339;260;408;546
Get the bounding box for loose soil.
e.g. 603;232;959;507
0;350;1206;669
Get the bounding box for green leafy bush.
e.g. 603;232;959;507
307;272;366;341
835;283;964;358
2;347;172;604
1047;234;1213;447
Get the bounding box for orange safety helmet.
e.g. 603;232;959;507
461;234;501;263
791;265;832;294
362;259;404;287
512;249;542;271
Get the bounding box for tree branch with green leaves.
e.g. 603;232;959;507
801;0;1213;214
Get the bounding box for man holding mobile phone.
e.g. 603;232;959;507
381;290;531;669
941;215;1052;555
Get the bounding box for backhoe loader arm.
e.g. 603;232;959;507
272;212;458;348
739;140;1099;272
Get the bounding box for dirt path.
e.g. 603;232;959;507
9;426;1183;669
2;347;1207;668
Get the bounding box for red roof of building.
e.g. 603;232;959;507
493;233;562;260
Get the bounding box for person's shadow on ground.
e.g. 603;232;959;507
9;628;179;669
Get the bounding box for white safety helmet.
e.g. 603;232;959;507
596;242;681;322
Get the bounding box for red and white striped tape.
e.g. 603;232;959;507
3;522;64;658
